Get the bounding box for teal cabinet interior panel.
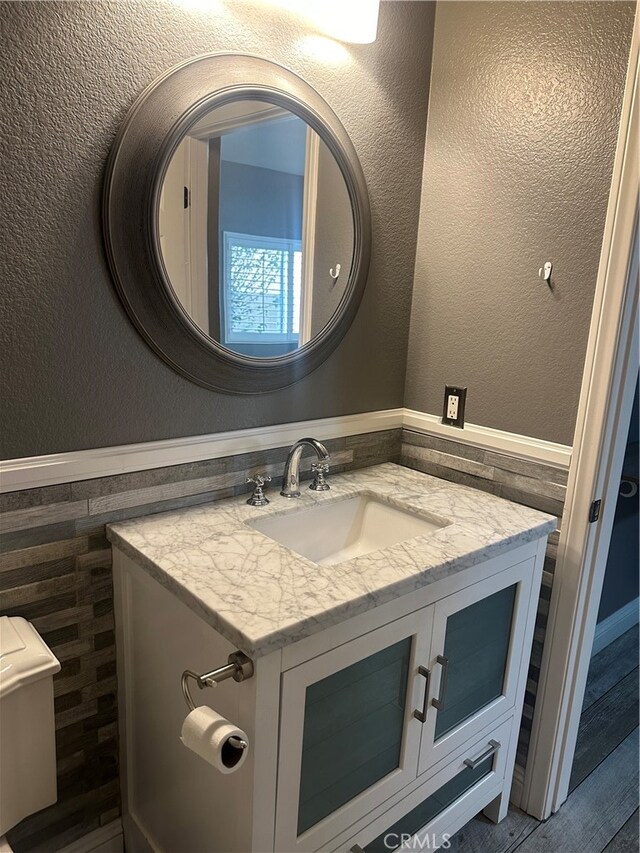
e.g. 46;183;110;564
297;637;412;834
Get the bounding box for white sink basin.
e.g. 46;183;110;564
249;493;448;566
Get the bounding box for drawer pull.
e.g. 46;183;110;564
413;665;431;723
463;739;501;770
431;655;449;710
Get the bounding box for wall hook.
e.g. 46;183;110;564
329;263;341;281
539;261;553;283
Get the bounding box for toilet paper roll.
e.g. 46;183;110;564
180;705;249;774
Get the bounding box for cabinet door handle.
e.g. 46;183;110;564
413;665;431;723
463;739;501;770
431;654;449;710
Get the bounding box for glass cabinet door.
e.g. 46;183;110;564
298;637;412;834
417;558;536;775
276;609;432;852
434;584;516;741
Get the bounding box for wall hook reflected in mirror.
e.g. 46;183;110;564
329;263;341;281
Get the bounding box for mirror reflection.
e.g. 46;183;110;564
159;100;354;358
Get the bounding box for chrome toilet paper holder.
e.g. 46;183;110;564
181;651;254;712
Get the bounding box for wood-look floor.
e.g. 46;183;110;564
450;625;639;853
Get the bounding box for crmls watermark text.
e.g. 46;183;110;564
383;832;452;850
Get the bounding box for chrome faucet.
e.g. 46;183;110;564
281;438;331;498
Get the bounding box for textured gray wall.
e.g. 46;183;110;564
404;1;635;445
0;0;435;458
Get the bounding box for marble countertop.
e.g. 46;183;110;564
107;463;556;658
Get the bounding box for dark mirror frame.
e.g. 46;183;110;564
103;53;371;394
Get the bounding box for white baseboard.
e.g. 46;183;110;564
123;812;161;853
591;597;639;657
0;407;572;493
57;820;123;853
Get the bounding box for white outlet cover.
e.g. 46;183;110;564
447;395;459;419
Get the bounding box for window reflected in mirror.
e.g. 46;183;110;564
158;100;355;359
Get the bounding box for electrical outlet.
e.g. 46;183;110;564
447;394;459;420
442;385;467;428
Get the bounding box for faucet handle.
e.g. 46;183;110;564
309;462;330;492
246;474;271;507
247;473;271;488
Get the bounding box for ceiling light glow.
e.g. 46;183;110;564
273;0;379;44
167;0;225;15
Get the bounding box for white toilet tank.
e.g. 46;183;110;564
0;616;61;837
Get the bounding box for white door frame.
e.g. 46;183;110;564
186;136;210;331
300;127;320;346
521;12;639;820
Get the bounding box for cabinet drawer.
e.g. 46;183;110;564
333;716;514;853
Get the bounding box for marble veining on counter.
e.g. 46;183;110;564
107;463;556;657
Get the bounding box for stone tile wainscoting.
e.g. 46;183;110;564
0;429;401;852
400;428;567;784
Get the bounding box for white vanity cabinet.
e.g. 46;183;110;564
113;535;548;853
274;552;539;852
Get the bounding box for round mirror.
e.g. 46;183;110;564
158;99;354;359
104;54;370;393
